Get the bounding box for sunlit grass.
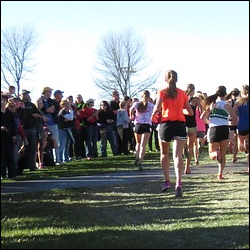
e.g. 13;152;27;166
1;168;249;249
1;146;249;249
1;146;248;182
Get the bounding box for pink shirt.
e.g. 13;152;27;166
195;109;206;132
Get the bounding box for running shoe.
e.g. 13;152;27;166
161;181;171;192
134;159;139;167
175;186;183;198
217;174;224;180
138;161;143;171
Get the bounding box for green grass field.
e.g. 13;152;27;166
1;149;249;249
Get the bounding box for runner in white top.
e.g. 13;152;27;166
130;90;154;170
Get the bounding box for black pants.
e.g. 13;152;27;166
1;138;16;178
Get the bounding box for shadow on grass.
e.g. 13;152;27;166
2;174;249;249
1;226;249;249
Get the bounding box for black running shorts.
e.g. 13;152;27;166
159;121;187;142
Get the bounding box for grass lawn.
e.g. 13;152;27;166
1;149;249;249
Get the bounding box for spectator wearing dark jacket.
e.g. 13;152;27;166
20;90;42;172
97;100;118;157
1;94;17;178
41;87;60;164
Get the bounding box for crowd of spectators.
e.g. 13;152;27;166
1;83;249;183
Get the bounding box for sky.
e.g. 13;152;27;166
1;1;249;106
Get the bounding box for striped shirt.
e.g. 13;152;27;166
209;100;229;127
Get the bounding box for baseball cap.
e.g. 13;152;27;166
54;90;64;96
86;98;95;104
22;89;30;94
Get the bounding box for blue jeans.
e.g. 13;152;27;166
58;129;72;162
99;125;118;157
48;124;60;163
86;126;98;158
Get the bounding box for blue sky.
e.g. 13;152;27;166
1;1;249;104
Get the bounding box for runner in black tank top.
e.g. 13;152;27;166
183;84;202;174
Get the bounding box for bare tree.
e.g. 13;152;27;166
92;27;160;98
1;24;39;97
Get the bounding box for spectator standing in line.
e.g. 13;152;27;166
151;70;193;197
7;97;28;174
117;100;130;155
41;87;60;165
20;90;43;172
7;85;18;98
80;98;99;159
97;100;118;157
130;90;154;170
201;86;237;180
1;94;17;178
110;90;122;155
35;98;48;169
66;95;77;160
75;94;85;109
54;90;64;104
58;99;75;163
75;94;87;160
